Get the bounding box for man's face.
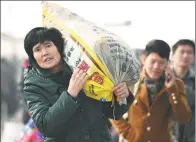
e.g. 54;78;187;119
142;53;168;81
172;45;194;68
33;41;61;70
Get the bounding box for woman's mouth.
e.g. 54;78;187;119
44;57;53;62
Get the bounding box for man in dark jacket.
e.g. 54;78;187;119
170;39;195;142
23;27;136;142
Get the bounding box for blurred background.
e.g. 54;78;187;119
1;1;195;142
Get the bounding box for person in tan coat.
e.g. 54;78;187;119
110;39;191;142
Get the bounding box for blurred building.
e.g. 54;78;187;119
1;32;27;60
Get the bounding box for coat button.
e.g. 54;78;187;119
133;99;138;105
84;135;89;139
171;93;175;97
174;101;178;104
147;126;151;131
172;96;176;100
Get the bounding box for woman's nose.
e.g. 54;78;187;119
42;48;49;56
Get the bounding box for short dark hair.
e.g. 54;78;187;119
144;39;171;60
172;39;195;54
24;27;64;64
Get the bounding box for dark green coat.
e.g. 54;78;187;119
23;62;134;142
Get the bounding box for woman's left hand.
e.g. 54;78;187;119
112;82;129;99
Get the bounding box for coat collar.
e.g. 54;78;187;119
34;61;72;78
172;68;194;80
32;61;72;86
137;73;167;110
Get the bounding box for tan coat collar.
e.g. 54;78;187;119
138;73;167;110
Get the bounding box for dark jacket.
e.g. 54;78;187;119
173;70;195;142
23;62;134;142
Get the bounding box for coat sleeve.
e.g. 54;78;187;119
110;114;131;139
102;91;134;120
167;78;192;124
24;84;80;138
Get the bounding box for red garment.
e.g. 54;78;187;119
22;59;30;69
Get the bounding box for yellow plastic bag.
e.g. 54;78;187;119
42;2;140;103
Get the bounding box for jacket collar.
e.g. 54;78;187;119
31;61;72;86
172;68;194;80
34;61;72;78
138;72;167;109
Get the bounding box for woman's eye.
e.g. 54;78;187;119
46;44;51;47
34;48;40;52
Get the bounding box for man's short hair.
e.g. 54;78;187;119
172;39;195;55
144;39;171;60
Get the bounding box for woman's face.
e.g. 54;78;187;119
33;41;62;72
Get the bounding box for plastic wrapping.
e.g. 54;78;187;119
42;2;141;104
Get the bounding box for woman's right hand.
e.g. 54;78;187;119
67;68;89;98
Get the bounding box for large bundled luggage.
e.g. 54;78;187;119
42;2;140;104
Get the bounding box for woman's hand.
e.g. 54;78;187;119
112;82;129;99
67;68;89;97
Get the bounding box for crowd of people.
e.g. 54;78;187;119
111;39;195;142
2;26;195;142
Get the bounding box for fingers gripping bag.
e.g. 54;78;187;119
42;2;141;105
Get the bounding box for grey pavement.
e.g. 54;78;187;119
1;108;25;142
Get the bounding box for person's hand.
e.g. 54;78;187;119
164;66;176;88
67;68;89;97
119;135;128;142
122;112;128;120
112;82;129;99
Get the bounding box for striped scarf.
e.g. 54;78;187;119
144;76;165;105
